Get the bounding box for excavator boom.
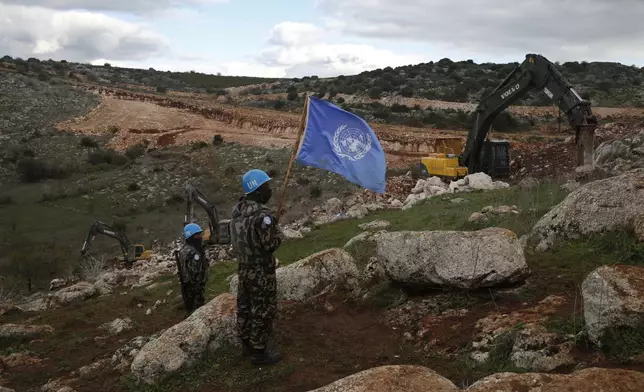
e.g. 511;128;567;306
81;220;131;263
184;184;231;245
461;54;598;175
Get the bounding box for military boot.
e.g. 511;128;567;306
250;348;282;366
241;339;253;357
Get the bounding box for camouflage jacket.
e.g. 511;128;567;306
177;244;209;284
230;197;282;265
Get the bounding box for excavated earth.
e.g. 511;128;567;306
54;83;644;177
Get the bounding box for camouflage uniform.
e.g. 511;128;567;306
177;243;209;316
230;197;282;350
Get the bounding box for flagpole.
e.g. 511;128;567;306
276;93;309;220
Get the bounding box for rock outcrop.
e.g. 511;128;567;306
130;293;237;384
306;365;459;392
467;367;644;391
375;228;529;289
229;248;361;302
306;366;644;391
0;323;53;339
531;169;644;251
582;264;644;345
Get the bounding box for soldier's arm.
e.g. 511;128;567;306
255;212;282;253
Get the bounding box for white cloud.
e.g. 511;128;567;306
317;0;644;63
0;0;227;13
255;21;427;77
0;3;168;62
91;21;428;78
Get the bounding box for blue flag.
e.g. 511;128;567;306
295;96;387;193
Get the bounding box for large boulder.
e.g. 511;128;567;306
375;228;529;289
467;367;644;391
531;169;644;251
582;265;644;345
229;249;361;302
130;293;237;384
306;365;458;392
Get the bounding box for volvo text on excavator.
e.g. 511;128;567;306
80;221;152;268
420;53;598;179
184;184;231;245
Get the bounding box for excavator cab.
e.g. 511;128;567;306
481;140;510;177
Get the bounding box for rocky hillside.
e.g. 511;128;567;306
0;71;361;294
0;55;279;93
3;54;644;133
4;57;644;392
268;58;644;107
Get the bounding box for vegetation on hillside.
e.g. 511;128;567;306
270;58;644;107
0;55;280;92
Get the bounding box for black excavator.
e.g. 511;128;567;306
459;53;598;177
184;184;231;245
80;221;152;268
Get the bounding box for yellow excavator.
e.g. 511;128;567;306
417;53;597;180
184;184;231;246
80;221;152;268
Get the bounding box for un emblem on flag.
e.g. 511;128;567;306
332;124;372;161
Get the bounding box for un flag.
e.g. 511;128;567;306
295;96;387;193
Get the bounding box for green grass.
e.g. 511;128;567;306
276;181;568;265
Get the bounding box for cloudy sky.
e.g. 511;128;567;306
1;0;643;78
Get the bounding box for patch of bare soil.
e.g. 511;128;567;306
56;96;296;151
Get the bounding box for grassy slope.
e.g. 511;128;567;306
5;181;644;392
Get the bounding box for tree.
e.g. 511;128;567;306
287;91;298;101
368;87;383;99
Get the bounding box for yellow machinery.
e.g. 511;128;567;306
418;137;469;180
81;221;152;268
118;244;153;263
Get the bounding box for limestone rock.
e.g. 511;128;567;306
0;323;54;339
229;249;361;302
358;220;391;231
467;367;644;391
582;265;644;345
375;228;529;289
99;317;133;336
531;169;644;251
130;293;238;384
306;365;458;392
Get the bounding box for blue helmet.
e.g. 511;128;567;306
242;169;272;194
183;223;203;239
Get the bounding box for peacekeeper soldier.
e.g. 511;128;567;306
176;223;209;318
230;169;283;366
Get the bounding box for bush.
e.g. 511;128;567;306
156;86;167;93
16;158;73;182
191;141;208;150
88;149;128;166
274;100;286;110
125;144;146;160
79;137;99;148
213;134;224;145
287;92;298;101
309;185;322;198
368;87;382;99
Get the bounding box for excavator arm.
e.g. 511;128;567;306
184;184;231;245
461;53;598;175
185;184;219;239
80;220;131;262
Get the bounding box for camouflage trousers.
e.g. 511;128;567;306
181;281;205;316
236;262;277;350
